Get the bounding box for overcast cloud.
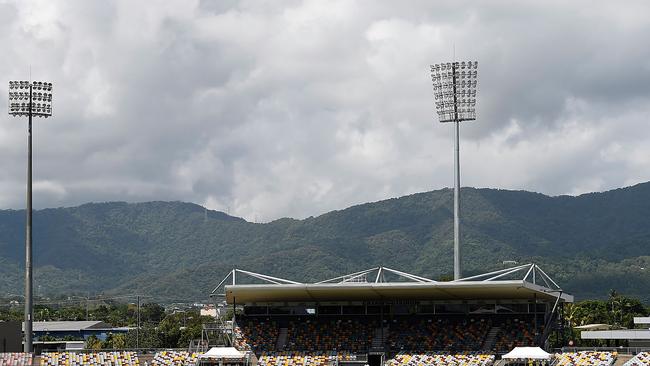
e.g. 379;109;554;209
1;0;650;221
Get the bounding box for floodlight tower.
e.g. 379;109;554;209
430;61;478;280
8;80;53;352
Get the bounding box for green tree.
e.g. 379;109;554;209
125;325;162;349
111;334;127;349
141;303;165;323
85;335;102;350
101;333;127;349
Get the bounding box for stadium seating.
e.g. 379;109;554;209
237;314;547;356
234;318;279;352
388;352;495;366
40;351;140;366
624;352;650;366
387;316;492;351
284;318;375;352
151;350;199;366
553;351;617;366
493;317;539;352
258;351;361;366
0;352;32;366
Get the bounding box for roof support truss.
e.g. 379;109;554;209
210;269;302;296
211;263;563;296
454;263;562;291
317;266;438;284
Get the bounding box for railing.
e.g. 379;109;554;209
555;346;650;354
549;347;650;366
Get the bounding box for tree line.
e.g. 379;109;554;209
555;290;650;347
0;300;212;349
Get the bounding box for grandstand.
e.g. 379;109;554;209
553;351;617;366
210;264;573;366
151;350;199;366
624;352;650;366
388;352;494;366
40;351;139;365
4;350;203;366
4;264;645;366
0;352;32;366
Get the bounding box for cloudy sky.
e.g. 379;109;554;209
1;0;650;221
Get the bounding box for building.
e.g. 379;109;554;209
201;305;218;318
28;321;129;342
0;321;21;352
581;317;650;347
210;264;572;365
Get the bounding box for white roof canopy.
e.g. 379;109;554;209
211;264;573;304
574;324;620;331
200;347;246;359
502;347;552;360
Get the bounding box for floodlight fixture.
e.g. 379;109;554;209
8;80;53;353
429;61;478;281
430;61;478;123
8;80;53;117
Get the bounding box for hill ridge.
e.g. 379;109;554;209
0;183;649;302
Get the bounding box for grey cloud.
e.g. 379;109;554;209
1;0;650;220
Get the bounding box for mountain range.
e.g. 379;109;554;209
1;183;649;303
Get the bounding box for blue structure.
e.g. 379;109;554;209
31;321;129;341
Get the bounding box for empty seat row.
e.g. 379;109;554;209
0;353;32;366
388;352;495;366
40;351;139;366
151;350;199;366
554;351;616;366
623;352;650;366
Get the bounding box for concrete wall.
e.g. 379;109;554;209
0;321;22;352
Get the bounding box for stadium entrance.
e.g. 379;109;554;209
367;353;383;366
210;265;572;365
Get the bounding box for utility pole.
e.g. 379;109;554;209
137;295;141;349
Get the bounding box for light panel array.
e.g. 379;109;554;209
8;81;53;117
430;61;477;122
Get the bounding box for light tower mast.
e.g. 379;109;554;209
430;61;478;280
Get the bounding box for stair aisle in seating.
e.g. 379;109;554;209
276;327;288;350
482;326;501;351
371;326;388;351
613;354;632;366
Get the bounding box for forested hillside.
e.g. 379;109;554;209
1;183;649;302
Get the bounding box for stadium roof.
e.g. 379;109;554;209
581;329;650;340
635;317;650;324
212;264;573;304
28;321;114;332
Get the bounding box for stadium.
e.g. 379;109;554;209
202;265;650;366
207;264;572;366
2;3;650;365
3;263;648;365
3;65;650;365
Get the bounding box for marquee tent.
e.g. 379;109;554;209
502;347;552;360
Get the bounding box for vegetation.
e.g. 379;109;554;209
0;301;209;349
0;301;164;325
555;290;650;347
1;183;650;301
2;294;647;349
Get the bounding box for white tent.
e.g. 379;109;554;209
502;347;552;360
200;347;246;359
